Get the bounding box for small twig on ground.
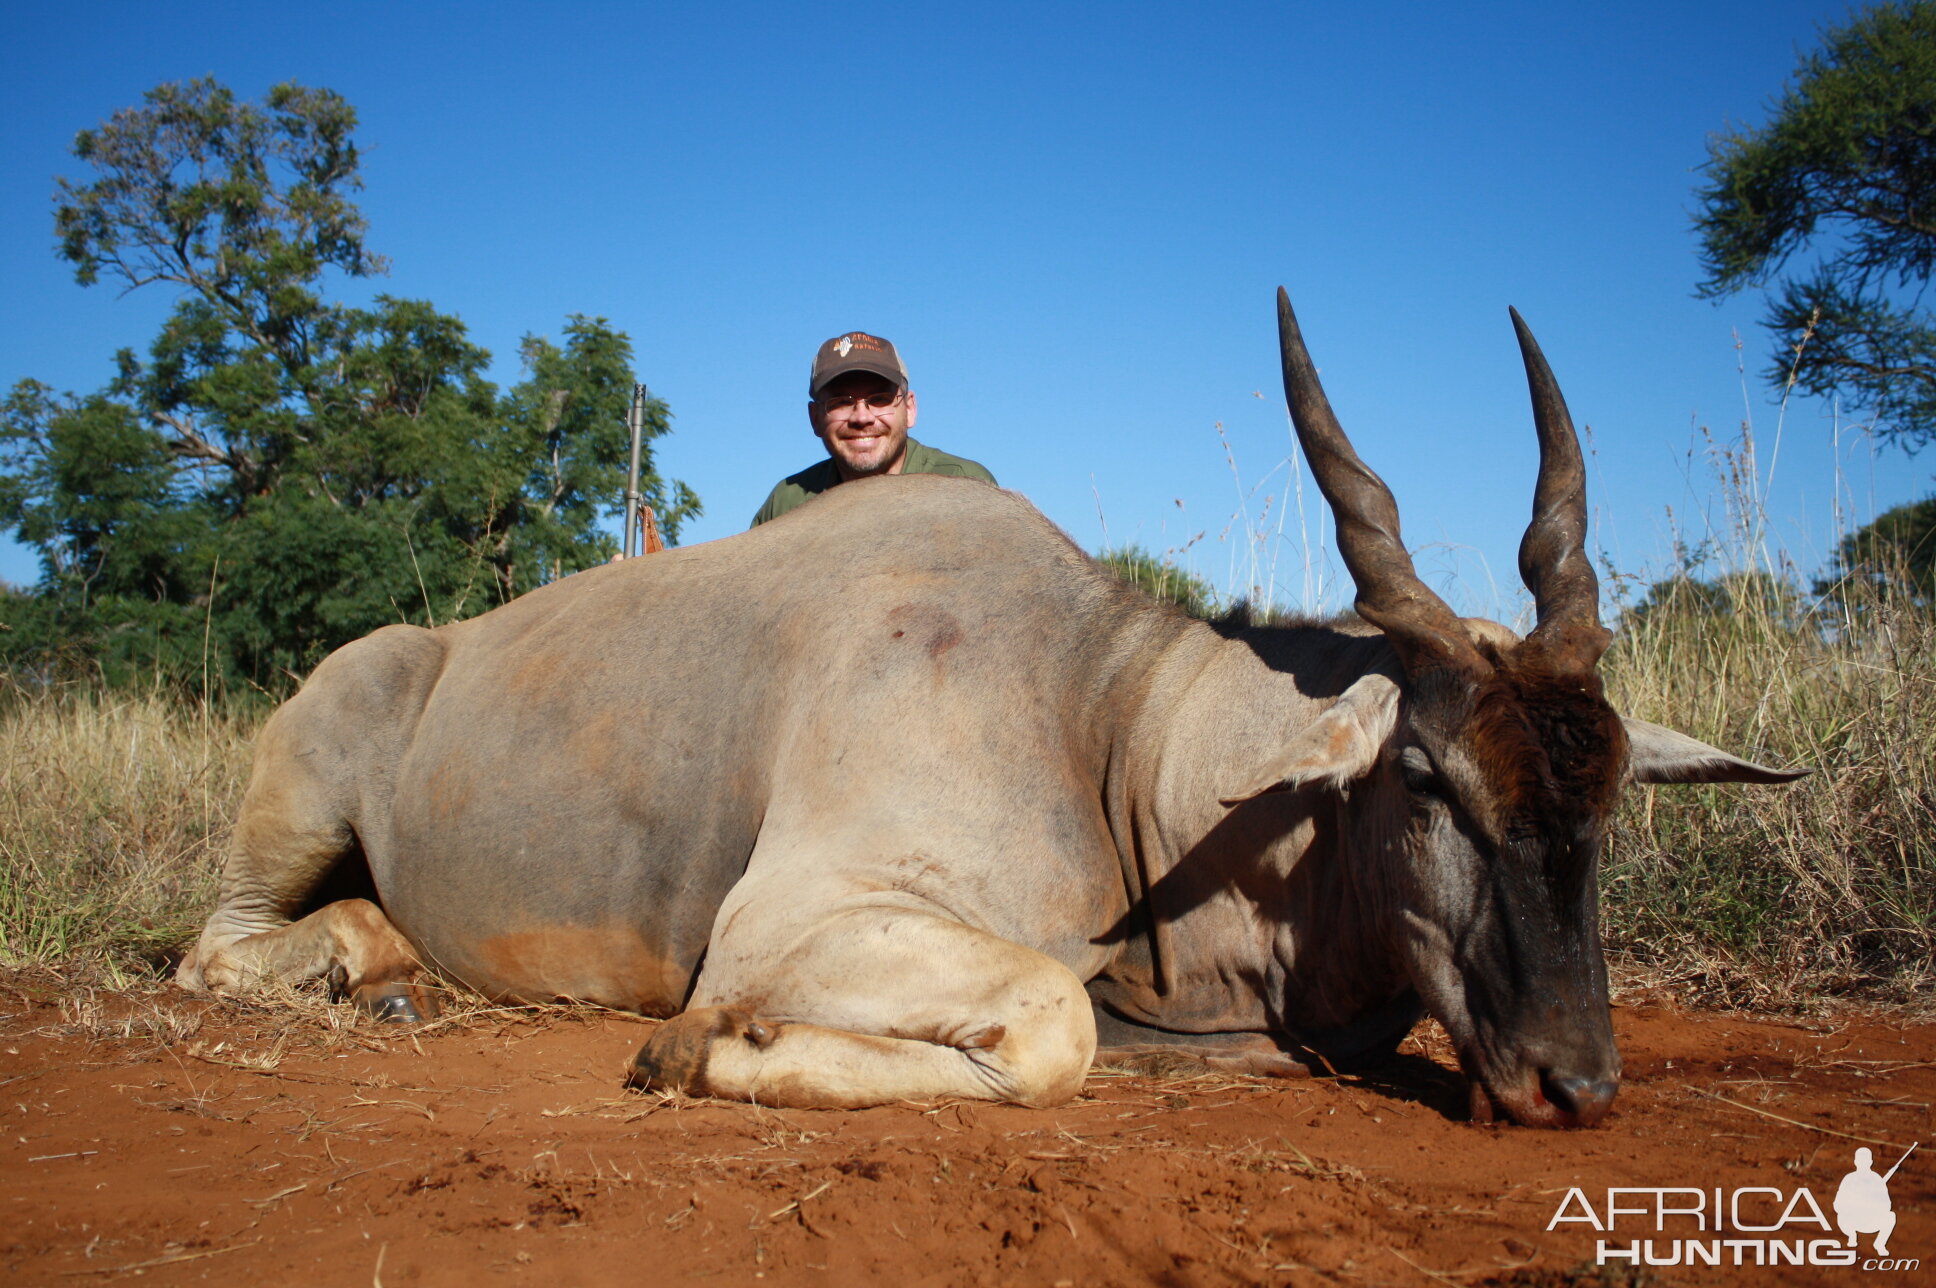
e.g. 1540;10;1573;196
323;1158;405;1190
61;1240;261;1276
1693;1087;1914;1147
767;1179;832;1220
246;1182;308;1208
1386;1245;1491;1283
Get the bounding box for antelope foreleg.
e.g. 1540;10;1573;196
182;898;433;1019
630;909;1095;1108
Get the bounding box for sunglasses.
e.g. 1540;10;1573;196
819;389;904;413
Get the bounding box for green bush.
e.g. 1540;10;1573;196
1099;545;1219;618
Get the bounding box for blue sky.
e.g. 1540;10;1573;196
5;1;1927;619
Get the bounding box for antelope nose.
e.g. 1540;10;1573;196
1542;1074;1618;1125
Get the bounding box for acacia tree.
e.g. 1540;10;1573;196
1694;1;1936;448
1;78;697;691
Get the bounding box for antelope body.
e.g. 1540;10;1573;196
178;292;1801;1127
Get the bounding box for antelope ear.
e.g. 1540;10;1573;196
1221;673;1400;806
1622;718;1809;785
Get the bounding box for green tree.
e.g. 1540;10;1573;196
1619;569;1810;632
1;78;697;693
1694;1;1936;447
1098;545;1219;618
1817;494;1936;601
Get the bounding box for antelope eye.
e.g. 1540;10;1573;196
1399;747;1441;798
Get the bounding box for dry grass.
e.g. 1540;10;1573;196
3;962;559;1075
53;989;207;1045
0;685;258;974
1599;578;1935;1006
1588;380;1935;1009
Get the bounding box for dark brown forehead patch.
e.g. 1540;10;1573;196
1458;647;1629;843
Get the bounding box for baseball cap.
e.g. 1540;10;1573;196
810;332;908;397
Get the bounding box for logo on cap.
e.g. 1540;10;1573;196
836;336;854;358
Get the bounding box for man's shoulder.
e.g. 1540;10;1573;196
751;443;996;528
752;459;842;526
904;439;997;484
779;458;843;494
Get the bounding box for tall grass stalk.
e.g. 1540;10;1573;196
0;686;257;975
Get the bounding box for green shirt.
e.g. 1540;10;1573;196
750;438;997;527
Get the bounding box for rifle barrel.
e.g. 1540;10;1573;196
623;383;646;557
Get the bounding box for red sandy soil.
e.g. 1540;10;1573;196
0;975;1929;1287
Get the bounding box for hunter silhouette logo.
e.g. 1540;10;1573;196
1838;1144;1915;1257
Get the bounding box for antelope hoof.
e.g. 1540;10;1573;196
352;981;438;1024
628;1005;767;1095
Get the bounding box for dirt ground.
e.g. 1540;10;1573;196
0;975;1928;1287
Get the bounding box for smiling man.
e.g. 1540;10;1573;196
750;331;996;527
